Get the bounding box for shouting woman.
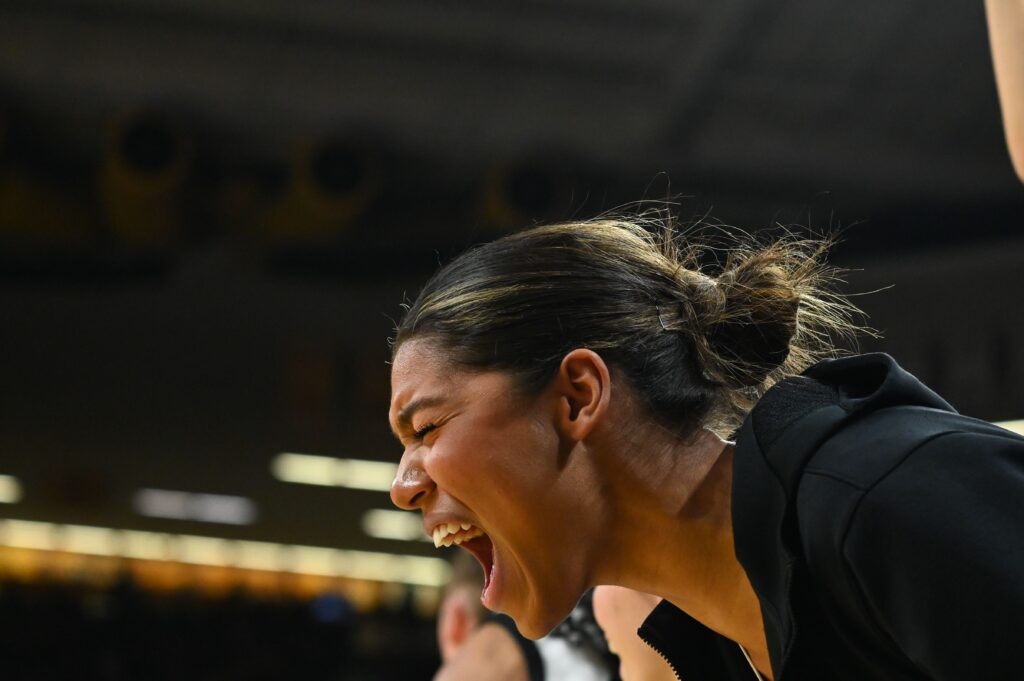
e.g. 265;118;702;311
389;217;1024;680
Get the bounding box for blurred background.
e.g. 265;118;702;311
0;0;1022;679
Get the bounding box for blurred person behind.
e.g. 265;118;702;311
436;552;615;681
986;0;1024;181
593;586;676;681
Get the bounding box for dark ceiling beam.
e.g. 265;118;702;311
657;0;772;153
0;0;683;82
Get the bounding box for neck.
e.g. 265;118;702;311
596;428;773;679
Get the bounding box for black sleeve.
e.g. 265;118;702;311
485;613;545;681
842;431;1024;680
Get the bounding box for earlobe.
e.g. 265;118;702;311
555;348;611;441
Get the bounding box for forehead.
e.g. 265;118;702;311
389;339;459;409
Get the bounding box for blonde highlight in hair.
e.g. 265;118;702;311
395;212;866;438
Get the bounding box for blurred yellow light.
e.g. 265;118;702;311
175;535;232;567
0;520;449;587
271;453;397;492
271;453;336;487
1;520;57;550
994;419;1024;436
335;459;398;491
0;475;23;503
291;546;339;576
121;530;170;561
62;525;119;556
337;549;450;587
235;540;287;572
362;509;429;542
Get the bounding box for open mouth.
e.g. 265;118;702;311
432;523;497;599
460;534;496;598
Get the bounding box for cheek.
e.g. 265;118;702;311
486;418;560;498
426;426;507;504
429;417;555;514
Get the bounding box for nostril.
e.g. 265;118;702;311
410;490;426;506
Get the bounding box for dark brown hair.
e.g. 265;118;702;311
394;215;863;437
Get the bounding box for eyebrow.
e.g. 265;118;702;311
391;396;447;440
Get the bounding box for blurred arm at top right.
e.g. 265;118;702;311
986;0;1024;182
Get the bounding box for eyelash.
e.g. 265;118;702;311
413;423;438;440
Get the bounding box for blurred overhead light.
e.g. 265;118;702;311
994;419;1024;436
133;488;258;525
62;525;119;556
271;453;397;492
362;509;430;542
177;534;233;566
0;475;22;504
0;519;56;550
121;530;171;561
235;540;287;572
0;520;449;587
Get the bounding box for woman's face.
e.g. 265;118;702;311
389;339;603;638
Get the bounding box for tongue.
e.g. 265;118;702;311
460;535;495;589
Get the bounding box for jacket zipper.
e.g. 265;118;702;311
637;629;683;681
639;627;770;681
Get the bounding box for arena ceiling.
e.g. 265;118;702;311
0;0;1020;203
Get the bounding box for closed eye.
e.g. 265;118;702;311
413;423;438;440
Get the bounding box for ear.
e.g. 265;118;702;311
553;348;612;442
438;595;473;662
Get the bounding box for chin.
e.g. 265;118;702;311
513;614;559;641
510;593;578;641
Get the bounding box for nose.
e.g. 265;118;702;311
390;448;436;510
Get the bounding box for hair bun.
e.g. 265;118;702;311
699;260;799;388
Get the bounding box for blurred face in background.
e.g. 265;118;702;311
437;585;483;662
593;586;676;681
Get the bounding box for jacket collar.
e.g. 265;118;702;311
638;354;952;679
730;353;953;676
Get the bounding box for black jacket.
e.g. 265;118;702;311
638;354;1024;680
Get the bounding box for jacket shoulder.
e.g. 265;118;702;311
799;406;1016;492
794;406;1019;564
798;421;1024;678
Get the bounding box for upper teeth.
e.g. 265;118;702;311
432;522;484;548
